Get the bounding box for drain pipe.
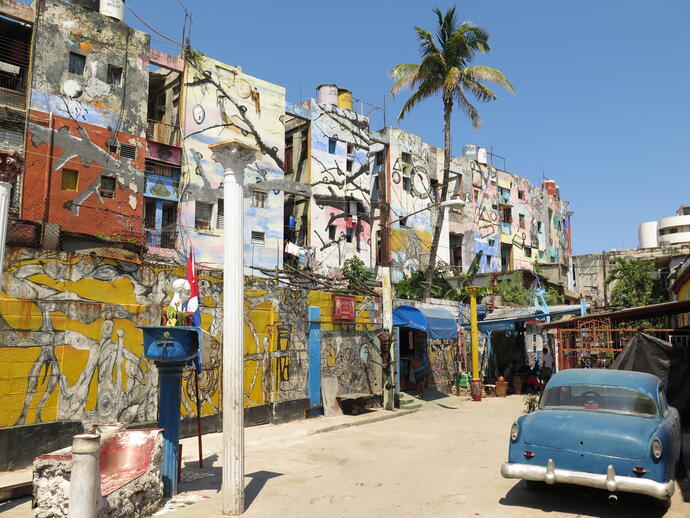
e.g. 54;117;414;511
69;433;101;518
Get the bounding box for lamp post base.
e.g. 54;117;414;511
470;379;483;402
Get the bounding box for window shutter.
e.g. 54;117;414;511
217;199;224;229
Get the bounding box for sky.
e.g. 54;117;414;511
125;0;690;255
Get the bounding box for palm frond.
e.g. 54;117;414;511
463;65;515;93
456;89;482;128
397;79;442;120
390;64;420;95
461;78;498;103
414;27;440;58
444;66;461;96
458;23;491;53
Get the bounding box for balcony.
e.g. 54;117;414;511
146;120;181;147
500;221;512;234
146;227;178;249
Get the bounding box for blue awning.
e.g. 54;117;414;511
393;305;457;340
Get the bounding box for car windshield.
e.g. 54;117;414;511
539;384;658;417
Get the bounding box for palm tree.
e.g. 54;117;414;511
390;6;514;299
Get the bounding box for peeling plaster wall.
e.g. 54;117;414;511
289;99;374;275
22;0;150;241
180;56;286;269
32;0;150;136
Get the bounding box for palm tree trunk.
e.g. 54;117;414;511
423;97;453;299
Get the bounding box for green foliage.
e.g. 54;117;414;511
524;393;539;413
498;272;529;306
165;306;190;327
605;257;666;308
395;252;486;302
498;271;564;306
396;268;460;301
341;257;375;294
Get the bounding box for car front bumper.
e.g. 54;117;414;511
501;459;674;500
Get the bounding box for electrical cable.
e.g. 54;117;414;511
125;4;184;47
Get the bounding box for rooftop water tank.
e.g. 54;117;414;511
316;84;338;106
337;88;352;110
99;0;125;21
638;221;658;248
462;144;478;160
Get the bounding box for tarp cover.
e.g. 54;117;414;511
393;305;457;340
611;332;690;425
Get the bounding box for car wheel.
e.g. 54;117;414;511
525;480;546;490
655;496;671;510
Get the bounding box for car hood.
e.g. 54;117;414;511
521;409;658;459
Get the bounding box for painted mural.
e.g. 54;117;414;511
289;99;374;274
0;247;382;429
180;54;286;269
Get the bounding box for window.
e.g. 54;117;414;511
99;176;116;198
328;225;337;241
107;65;122;86
519;214;525;229
501;207;512;223
346;227;354;243
284;142;293;173
145;160;175;177
61;169;78;191
518;190;525;200
68;53;85;75
346;159;353;172
251;230;265;245
328;138;337;154
346;143;355;156
525;247;532;258
216;199;224;229
473;187;480;202
537;221;543;233
375;152;385;166
252;189;267;208
402;176;412;193
195;202;213;231
119;144;136;160
144;198;157;228
401;152;413;177
488;239;495;247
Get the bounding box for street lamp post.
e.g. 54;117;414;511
380;198;466;410
466;285;482;402
208;139;261;516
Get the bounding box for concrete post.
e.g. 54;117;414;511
69;433;101;518
209;139;260;516
381;266;395;410
0;182;11;284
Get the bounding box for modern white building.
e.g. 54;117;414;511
639;205;690;248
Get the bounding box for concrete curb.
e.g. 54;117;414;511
307;409;418;436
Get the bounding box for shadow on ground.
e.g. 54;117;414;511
499;480;670;518
0;496;30;513
179;454;282;512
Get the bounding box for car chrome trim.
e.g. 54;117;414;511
501;459;675;500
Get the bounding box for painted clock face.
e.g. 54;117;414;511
192;104;205;124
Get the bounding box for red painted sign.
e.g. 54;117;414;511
333;295;356;321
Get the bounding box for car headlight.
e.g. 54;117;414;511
652;438;663;460
510;422;519;442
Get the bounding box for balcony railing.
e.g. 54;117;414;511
146;120;181;147
0;87;26;112
146;227;178;249
500;221;512;234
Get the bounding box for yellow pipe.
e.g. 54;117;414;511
467;286;481;381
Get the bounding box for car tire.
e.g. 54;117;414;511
525;480;546;490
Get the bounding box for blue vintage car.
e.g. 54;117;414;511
501;369;682;506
